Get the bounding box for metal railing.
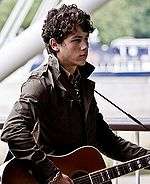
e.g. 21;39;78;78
109;119;150;184
0;117;150;184
93;61;150;74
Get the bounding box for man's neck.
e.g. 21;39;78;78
61;65;77;75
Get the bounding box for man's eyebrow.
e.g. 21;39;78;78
71;35;82;39
71;35;89;39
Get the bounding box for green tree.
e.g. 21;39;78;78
92;0;150;44
21;0;42;29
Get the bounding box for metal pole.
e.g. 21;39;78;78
6;0;35;40
0;0;60;82
135;131;140;184
0;0;27;46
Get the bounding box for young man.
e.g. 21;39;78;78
1;4;150;184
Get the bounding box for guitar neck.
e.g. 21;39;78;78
74;154;150;184
90;154;150;183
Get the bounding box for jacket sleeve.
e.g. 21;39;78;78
1;78;59;183
94;99;150;162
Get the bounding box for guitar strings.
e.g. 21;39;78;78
73;174;91;184
73;172;106;184
73;169;113;184
72;152;150;184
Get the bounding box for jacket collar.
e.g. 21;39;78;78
48;54;95;80
48;54;95;121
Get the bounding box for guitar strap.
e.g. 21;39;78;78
94;89;150;131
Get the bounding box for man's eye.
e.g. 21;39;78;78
73;39;81;42
85;38;89;42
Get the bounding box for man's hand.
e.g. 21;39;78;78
56;174;73;184
48;173;73;184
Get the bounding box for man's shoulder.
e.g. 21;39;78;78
30;64;48;78
20;65;51;101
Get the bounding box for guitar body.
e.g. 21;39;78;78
1;146;107;184
2;146;149;183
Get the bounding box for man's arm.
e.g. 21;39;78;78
1;78;60;183
94;98;150;162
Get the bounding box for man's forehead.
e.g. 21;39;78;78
69;26;89;38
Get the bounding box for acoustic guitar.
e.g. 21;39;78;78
1;146;150;184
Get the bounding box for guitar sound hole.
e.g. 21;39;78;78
71;170;88;179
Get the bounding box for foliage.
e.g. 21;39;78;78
0;0;16;31
21;0;42;29
92;0;150;44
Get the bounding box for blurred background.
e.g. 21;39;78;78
0;0;150;183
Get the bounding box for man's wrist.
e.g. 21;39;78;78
31;150;61;183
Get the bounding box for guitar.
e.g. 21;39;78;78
1;146;150;184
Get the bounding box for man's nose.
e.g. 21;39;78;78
81;40;89;50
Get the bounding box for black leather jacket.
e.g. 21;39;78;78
1;56;150;182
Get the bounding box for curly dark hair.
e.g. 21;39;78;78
41;4;94;54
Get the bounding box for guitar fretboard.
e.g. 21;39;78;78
74;154;150;184
91;154;150;183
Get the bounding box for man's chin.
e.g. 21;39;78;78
79;60;86;66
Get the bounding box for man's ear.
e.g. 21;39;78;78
49;38;60;52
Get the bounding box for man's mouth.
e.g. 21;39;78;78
80;53;87;58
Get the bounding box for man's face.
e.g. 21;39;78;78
56;26;89;70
